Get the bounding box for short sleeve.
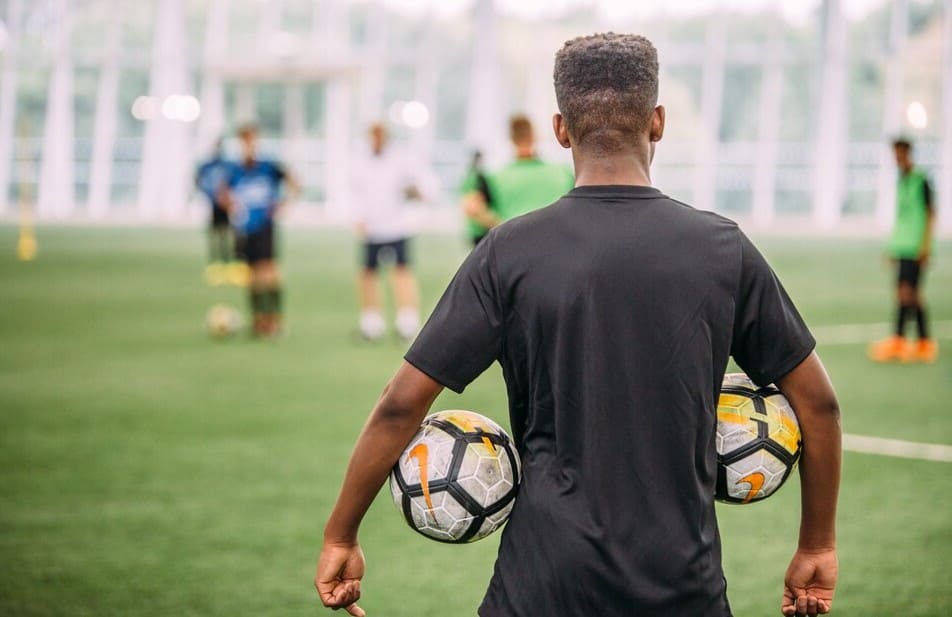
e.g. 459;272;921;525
923;178;933;212
731;232;816;386
405;234;504;393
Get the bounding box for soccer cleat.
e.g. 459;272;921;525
227;262;251;287
867;336;907;363
204;262;227;286
905;339;939;364
359;310;387;342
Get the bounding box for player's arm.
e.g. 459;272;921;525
274;165;301;215
461;190;501;229
316;361;444;615
918;179;934;265
775;352;841;616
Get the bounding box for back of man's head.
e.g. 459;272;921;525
554;33;659;153
510;115;534;147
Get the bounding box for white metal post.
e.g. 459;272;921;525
693;11;726;212
812;0;848;230
283;81;307;178
88;0;122;218
318;0;352;220
940;0;952;233
465;0;506;166
37;0;75;220
198;0;229;153
0;0;23;217
137;0;191;220
751;14;783;228
875;0;907;231
359;6;386;125
410;17;438;164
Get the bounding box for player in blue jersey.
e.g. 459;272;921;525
195;139;244;285
221;124;300;337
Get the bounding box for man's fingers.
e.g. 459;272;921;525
345;602;366;617
318;580;361;609
796;594;808;615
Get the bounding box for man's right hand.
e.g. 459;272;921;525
315;541;366;616
781;547;837;616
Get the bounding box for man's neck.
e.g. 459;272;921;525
571;148;652;187
514;146;535;160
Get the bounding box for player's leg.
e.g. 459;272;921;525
255;258;282;336
907;263;938;362
244;233;266;335
869;260;913;362
390;238;419;341
254;223;283;337
358;242;386;341
224;223;249;287
205;212;230;286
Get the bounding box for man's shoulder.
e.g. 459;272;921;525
489;191;741;248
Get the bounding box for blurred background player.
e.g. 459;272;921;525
222;124;300;338
869;138;938;363
351;122;437;342
460;115;575;244
195;139;245;286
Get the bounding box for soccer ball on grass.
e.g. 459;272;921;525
205;304;242;339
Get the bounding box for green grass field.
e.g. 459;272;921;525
1;225;950;616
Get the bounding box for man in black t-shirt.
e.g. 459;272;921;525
316;33;841;617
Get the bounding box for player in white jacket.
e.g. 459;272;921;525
350;123;438;341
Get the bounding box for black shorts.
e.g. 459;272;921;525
236;223;275;264
364;238;409;271
897;258;921;287
211;206;230;228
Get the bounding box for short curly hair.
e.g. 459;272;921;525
554;33;659;152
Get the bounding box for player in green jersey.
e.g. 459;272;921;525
460;115;575;246
869;138;938;363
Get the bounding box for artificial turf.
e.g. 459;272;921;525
0;226;949;616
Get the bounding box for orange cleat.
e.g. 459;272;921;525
903;339;939;364
868;336;907;362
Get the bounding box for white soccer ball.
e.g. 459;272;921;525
390;410;522;543
716;373;802;504
205;304;242;339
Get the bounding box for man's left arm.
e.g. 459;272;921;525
919;179;934;265
316;362;444;616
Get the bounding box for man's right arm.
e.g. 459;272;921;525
776;352;841;616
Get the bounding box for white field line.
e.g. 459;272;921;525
842;434;952;463
812;320;952;345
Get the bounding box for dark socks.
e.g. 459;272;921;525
250;286;282;335
916;306;929;340
895;304;910;337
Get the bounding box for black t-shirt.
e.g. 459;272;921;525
405;185;815;617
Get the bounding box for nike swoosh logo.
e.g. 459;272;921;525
408;443;434;510
738;471;765;503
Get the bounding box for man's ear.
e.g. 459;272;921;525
552;113;571;149
649;105;665;143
